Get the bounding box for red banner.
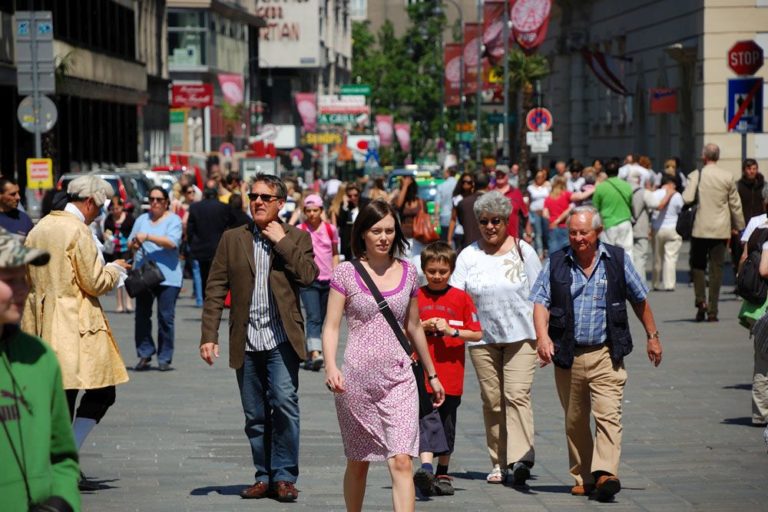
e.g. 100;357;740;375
394;123;411;154
217;74;244;105
464;23;483;94
511;0;551;53
171;84;213;108
483;0;507;63
375;115;394;147
649;88;677;113
444;43;462;107
294;93;317;132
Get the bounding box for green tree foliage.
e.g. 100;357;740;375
352;3;449;161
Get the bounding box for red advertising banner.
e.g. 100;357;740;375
464;23;483;94
171;84;213;108
294;93;317;132
649;88;677;113
483;0;507;63
375;115;394;147
444;43;463;107
218;74;244;105
511;0;551;53
394;123;411;154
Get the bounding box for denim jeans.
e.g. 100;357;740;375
236;343;301;484
529;211;548;255
191;259;203;306
134;285;180;364
299;280;330;353
549;226;569;252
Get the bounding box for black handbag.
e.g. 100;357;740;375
676;168;702;240
351;259;434;418
124;245;165;298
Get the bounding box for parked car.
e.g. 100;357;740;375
152;165;204;190
139;169;177;193
56;171;143;213
113;170;155;212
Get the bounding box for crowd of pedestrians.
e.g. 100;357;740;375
6;140;768;511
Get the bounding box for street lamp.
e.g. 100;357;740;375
434;0;466;160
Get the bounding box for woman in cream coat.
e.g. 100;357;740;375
23;175;130;486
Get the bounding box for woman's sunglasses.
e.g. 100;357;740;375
479;217;503;226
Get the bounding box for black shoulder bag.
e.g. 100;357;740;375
676;169;702;240
124;243;165;298
351;259;433;418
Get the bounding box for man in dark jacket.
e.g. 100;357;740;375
186;184;231;298
733;159;768;265
529;205;662;502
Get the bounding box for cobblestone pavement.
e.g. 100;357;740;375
80;256;768;511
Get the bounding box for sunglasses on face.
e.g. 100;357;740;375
148;197;166;203
461;180;473;185
248;193;280;202
479;217;503;226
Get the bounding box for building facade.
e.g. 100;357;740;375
538;0;768;174
0;0;163;181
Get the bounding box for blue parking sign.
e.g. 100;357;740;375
727;77;763;133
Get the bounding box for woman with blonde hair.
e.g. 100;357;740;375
328;183;348;226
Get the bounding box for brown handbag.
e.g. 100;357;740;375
412;199;439;244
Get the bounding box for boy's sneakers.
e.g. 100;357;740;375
433;475;455;495
413;468;436;497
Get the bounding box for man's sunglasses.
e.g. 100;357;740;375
248;193;281;202
479;217;503;226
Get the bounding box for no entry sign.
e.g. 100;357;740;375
526;107;553;131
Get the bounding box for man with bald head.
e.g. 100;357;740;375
682;143;744;322
529;205;662;502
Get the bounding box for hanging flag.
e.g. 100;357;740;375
483;0;507;63
511;0;550;53
395;123;411;153
444;43;463;107
581;49;632;96
376;115;394;147
649;88;677;113
464;23;483;94
294;93;317;132
218;74;244;105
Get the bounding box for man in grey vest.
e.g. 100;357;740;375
529;205;663;502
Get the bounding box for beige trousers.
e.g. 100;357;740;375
554;345;627;485
753;338;768;424
653;228;683;290
469;341;537;468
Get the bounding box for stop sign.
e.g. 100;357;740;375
728;40;764;76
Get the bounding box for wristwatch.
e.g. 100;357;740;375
452;328;460;338
646;330;660;340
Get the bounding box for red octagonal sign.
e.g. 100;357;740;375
728;40;764;76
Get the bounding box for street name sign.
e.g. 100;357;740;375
728;40;764;76
340;84;371;96
727;77;763;133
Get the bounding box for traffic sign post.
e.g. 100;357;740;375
525;107;553;132
17;95;57;133
15;11;55;159
26;158;53;189
726;40;765;169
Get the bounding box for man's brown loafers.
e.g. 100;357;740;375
240;481;270;499
570;483;595;496
594;475;621;501
273;481;299;502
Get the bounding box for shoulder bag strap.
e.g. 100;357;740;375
693;168;702;205
350;259;414;358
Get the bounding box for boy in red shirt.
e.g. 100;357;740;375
414;241;482;496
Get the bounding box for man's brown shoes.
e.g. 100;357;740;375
240;481;298;502
240;481;270;499
272;481;299;502
570;484;595;496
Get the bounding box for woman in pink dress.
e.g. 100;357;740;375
323;200;445;512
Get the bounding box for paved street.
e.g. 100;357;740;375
80;251;768;512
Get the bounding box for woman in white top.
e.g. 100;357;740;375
526;169;551;259
651;174;684;291
450;191;542;486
